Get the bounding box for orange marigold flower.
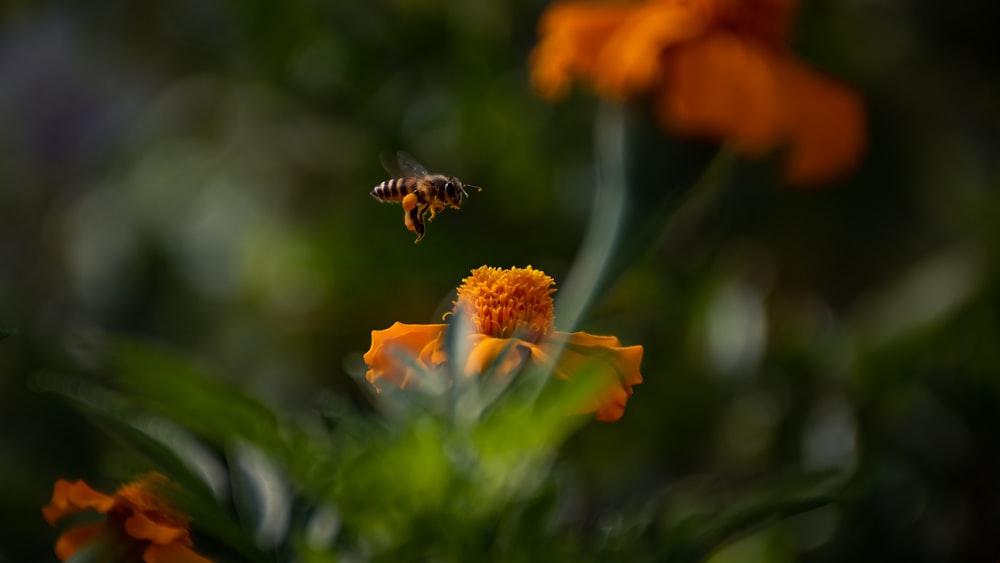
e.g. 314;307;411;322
42;473;212;563
530;0;865;185
363;266;644;422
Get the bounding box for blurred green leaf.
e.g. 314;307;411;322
228;441;294;550
107;339;338;490
111;340;287;450
650;471;844;562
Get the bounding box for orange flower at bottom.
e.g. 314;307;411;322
364;266;643;422
42;473;212;563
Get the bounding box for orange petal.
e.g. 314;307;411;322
660;32;784;154
550;332;644;422
593;387;632;422
144;541;213;563
775;56;866;185
593;3;706;97
43;479;116;525
461;334;537;379
419;333;448;366
530;1;636;99
363;322;448;390
54;522;106;561
125;511;187;545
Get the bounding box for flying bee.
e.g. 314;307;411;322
371;151;482;243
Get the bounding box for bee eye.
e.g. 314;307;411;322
445;182;457;199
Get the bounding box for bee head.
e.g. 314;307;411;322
444;178;464;207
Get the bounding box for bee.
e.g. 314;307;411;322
371;151;481;243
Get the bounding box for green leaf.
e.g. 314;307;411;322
651;471;845;562
110;340;288;453
114;339;348;501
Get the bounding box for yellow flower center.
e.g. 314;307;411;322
452;266;556;342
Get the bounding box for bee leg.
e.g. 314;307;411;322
403;206;418;232
402;192;419;212
427;202;446;222
405;204;426;242
412;213;426;243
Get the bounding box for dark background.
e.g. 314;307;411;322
2;0;1000;561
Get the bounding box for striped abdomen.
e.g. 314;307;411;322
371;177;418;202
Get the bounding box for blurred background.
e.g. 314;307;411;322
2;0;1000;561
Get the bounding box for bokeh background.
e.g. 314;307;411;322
3;0;1000;561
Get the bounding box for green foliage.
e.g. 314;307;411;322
5;0;1000;562
38;336;843;562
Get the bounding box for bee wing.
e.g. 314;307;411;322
381;150;429;178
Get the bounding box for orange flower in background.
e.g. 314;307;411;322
530;0;865;185
364;266;643;422
43;473;211;563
